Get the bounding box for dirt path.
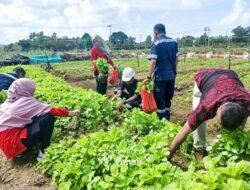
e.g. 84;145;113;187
0;74;221;190
0;151;56;190
66;75;223;143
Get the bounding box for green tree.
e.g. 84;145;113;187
122;36;136;49
50;33;58;51
4;43;21;51
18;40;32;51
180;35;196;47
110;31;128;44
199;33;209;46
232;25;247;36
145;35;152;46
232;25;248;43
81;33;92;50
245;26;250;35
29;32;36;40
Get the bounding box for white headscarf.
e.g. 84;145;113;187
92;35;111;58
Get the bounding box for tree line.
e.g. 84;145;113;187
3;25;250;52
178;26;250;48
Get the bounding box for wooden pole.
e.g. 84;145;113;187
136;52;140;67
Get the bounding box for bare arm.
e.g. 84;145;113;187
69;109;81;116
124;94;139;104
169;121;193;159
149;59;156;78
176;57;178;65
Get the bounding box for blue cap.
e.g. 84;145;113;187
154;24;166;34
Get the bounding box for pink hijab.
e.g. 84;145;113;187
0;78;52;132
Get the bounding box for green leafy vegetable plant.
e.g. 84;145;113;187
135;81;154;94
96;58;109;74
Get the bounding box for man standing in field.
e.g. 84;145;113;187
168;68;250;160
147;24;179;120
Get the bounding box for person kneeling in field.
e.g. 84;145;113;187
112;67;141;110
0;78;81;161
168;68;250;160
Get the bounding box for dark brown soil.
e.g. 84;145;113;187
0;72;223;190
0;151;56;190
53;71;95;82
175;81;193;92
171;153;190;171
68;79;96;90
171;101;192;125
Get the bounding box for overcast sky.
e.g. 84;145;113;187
0;0;249;44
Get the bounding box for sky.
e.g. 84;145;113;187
0;0;250;44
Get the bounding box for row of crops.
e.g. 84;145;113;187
0;65;250;190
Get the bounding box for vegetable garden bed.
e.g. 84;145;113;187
0;62;249;190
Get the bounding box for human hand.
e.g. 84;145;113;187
69;109;81;116
117;103;124;110
143;78;151;84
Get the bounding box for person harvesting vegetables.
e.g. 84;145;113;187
112;67;141;110
0;78;81;161
146;24;179;120
91;35;116;95
169;69;250;160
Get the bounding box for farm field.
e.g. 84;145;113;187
0;58;249;190
52;57;250;124
1;0;250;189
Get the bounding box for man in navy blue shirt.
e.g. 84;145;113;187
147;24;179;120
0;67;26;91
112;67;141;109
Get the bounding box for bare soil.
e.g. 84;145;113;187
0;151;56;190
0;72;222;190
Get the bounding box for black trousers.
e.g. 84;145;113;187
153;80;175;120
95;76;108;95
125;98;141;110
21;113;55;152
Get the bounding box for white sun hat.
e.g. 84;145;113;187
122;67;135;82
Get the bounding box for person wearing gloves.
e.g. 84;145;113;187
0;78;81;161
91;35;116;95
0;67;26;91
112;67;141;110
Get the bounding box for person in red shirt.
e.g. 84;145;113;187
91;35;116;95
0;78;81;161
168;69;250;160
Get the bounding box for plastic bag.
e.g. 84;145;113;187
141;84;157;112
109;69;119;85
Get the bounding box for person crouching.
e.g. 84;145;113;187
112;67;141;110
0;78;80;161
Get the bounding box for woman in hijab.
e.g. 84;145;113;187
91;35;116;95
0;78;80;161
